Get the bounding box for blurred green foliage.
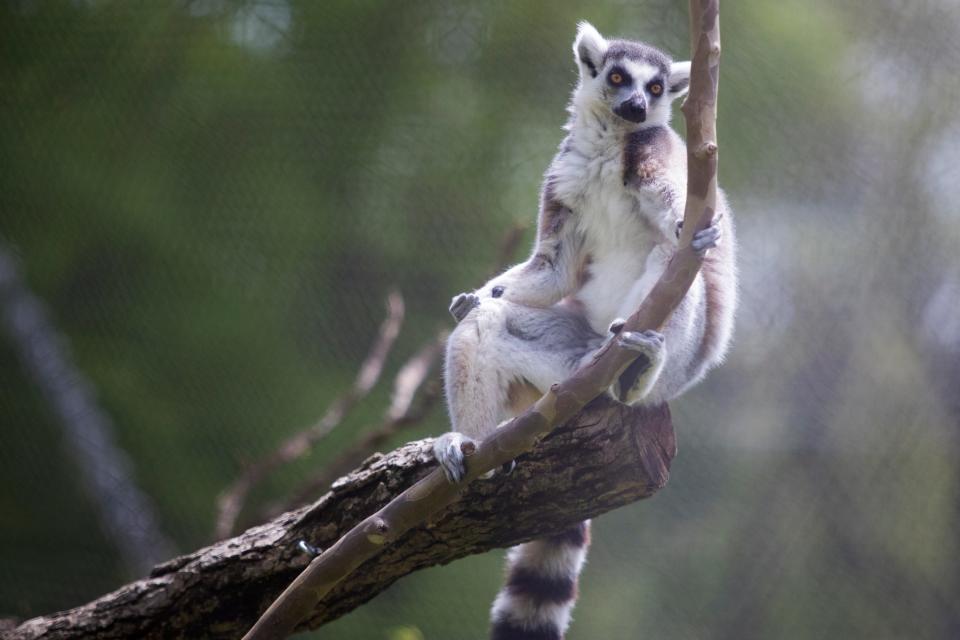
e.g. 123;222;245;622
2;0;959;638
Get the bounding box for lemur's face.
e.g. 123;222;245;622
602;59;669;125
572;22;691;129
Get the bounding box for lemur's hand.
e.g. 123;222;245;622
449;292;480;322
691;215;723;257
434;432;515;483
433;432;476;483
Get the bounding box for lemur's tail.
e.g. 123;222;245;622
490;520;591;640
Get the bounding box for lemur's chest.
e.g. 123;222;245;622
549;131;671;331
551;139;652;250
550;131;657;264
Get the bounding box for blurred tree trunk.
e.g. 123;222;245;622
0;244;174;576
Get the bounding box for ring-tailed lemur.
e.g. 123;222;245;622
436;22;737;640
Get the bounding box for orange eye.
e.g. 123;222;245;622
610;72;623;85
650;83;663;95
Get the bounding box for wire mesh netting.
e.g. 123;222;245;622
1;1;959;638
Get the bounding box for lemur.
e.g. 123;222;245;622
435;22;737;640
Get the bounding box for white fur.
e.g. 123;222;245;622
669;60;691;96
506;538;588;578
573;21;608;76
550;82;687;334
489;537;589;636
491;592;574;633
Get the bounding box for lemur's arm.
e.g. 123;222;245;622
450;196;583;321
623;126;689;243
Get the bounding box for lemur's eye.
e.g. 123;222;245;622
609;72;624;85
649;82;663;96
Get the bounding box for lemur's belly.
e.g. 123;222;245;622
572;179;659;334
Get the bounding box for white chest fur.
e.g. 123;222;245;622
550;125;669;333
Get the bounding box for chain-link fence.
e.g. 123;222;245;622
2;1;959;638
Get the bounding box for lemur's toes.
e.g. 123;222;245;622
433;432;475;483
608;318;627;334
618;330;665;357
675;219;683;239
691;223;722;256
449;293;480;322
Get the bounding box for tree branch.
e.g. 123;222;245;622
223;223;525;535
214;290;405;539
242;2;721;637
5;399;674;640
261;335;445;521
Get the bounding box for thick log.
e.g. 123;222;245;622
5;398;673;640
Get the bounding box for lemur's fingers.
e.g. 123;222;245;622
618;330;665;358
608;318;627;334
691;223;722;256
449;293;481;322
433;432;475;483
675;218;683;239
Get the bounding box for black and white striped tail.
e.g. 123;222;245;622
490;521;591;640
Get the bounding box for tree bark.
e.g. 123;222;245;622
5;398;674;640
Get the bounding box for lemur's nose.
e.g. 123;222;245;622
615;95;647;123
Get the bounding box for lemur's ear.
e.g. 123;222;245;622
668;61;691;99
573;21;608;79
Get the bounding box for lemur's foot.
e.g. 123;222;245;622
449;292;480;323
433;431;476;483
608;318;627;334
691;219;722;257
618;330;665;359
